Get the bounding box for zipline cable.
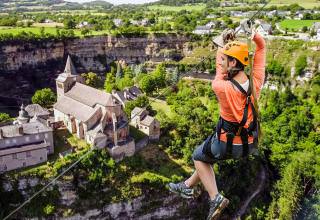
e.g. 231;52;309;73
3;53;214;220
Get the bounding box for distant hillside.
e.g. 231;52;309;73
82;0;113;9
149;0;215;6
0;0;113;12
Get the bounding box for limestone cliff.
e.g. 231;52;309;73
0;34;189;74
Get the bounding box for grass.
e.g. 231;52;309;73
268;0;320;9
148;3;206;12
0;26;111;37
149;98;174;118
279;19;320;31
129;125;147;142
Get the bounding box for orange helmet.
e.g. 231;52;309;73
221;41;249;66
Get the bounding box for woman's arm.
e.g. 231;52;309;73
212;48;227;93
252;32;266;95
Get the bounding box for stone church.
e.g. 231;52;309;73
53;56;135;159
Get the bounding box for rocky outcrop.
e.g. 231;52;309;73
0;34;189;74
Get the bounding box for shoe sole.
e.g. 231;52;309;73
168;186;194;199
209;198;230;220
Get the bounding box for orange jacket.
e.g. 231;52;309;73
212;33;266;144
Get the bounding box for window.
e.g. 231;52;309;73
58;83;63;89
12;154;17;159
25;136;30;142
26;151;31;158
40;157;43;161
45;133;48;138
12;139;17;144
5;140;10;145
35;135;40;140
3;165;7;171
22;162;26;167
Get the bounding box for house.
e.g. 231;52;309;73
0;105;54;173
206;14;217;19
113;19;123;27
130;107;160;140
193;26;212;35
205;21;216;28
112;86;143;107
256;23;272;36
53;56;135;159
312;22;320;31
77;21;91;28
44;19;54;23
230;11;244;17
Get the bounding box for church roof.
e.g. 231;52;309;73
54;96;97;122
64;55;77;76
65;83;115;107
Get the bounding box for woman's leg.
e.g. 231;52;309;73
194;160;218;200
185;170;201;187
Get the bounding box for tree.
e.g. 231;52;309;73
295;55;307;76
0;113;11;123
81;72;102;88
139;74;155;95
81;28;91;36
64;18;76;29
32;88;56;108
152;64;166;90
302;26;308;33
104;72;117;93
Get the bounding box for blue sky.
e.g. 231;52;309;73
66;0;158;5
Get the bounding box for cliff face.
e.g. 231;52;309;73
0;34;188;105
0;34;188;74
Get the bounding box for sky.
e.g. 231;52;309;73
66;0;158;5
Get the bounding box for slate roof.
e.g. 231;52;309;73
0;142;49;157
140;115;155;126
0;121;52;138
25;104;50;118
65;83;115;107
54;96;97;122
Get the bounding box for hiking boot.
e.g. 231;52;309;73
207;193;229;220
168;182;194;199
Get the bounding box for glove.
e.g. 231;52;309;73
240;19;253;37
222;29;236;44
212;28;235;48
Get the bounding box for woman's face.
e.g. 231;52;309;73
220;54;236;75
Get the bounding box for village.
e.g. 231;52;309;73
0;56;160;173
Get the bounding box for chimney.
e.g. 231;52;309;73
18;125;24;135
0;128;3;139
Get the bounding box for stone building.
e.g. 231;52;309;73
130;107;160;140
53;56;135;159
112;86;143;107
0;105;54;173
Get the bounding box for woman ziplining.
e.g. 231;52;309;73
168;19;266;220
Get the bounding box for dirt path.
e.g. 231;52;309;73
232;165;267;219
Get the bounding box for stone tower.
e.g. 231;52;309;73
56;55;83;99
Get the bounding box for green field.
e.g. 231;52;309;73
268;0;320;9
279;19;320;30
150;98;174;118
0;26;111;37
148;3;206;12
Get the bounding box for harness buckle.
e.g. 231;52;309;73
246;96;250;104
